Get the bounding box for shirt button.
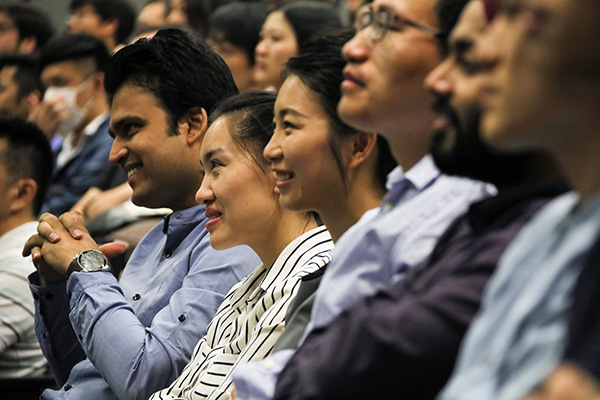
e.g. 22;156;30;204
262;359;275;370
383;201;393;212
165;250;172;258
178;314;186;322
64;384;72;391
133;293;141;301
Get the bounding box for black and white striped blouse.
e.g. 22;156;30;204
150;226;333;400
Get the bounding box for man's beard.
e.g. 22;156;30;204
430;98;535;187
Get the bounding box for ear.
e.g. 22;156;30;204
345;132;378;170
8;178;37;215
17;37;37;54
91;72;105;93
26;90;41;115
179;107;208;146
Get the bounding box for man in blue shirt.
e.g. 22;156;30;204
24;29;259;400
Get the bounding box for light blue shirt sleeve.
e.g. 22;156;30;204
233;350;294;400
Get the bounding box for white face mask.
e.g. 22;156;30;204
43;77;93;135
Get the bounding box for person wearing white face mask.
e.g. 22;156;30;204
29;33;125;216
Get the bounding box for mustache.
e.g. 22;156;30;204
431;97;461;131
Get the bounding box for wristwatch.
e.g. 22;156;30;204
67;250;111;276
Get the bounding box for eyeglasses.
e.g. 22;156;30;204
356;8;445;42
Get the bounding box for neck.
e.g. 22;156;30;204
320;173;386;243
495;152;566;196
0;211;34;238
251;209;318;268
72;95;109;143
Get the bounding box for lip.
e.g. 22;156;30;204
341;68;365;92
122;162;142;185
204;207;222;231
479;84;500;109
273;168;295;190
431;115;451;134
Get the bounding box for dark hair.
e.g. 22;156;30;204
0;117;53;215
0;4;55;50
180;0;213;37
39;33;110;75
105;28;238;135
208;2;268;65
0;54;41;101
70;0;137;44
279;1;343;52
435;0;470;55
209;91;276;168
283;30;396;190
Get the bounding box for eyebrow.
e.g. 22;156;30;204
278;108;309;119
108;115;145;138
201;147;226;164
450;37;474;56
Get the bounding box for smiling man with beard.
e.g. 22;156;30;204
270;1;566;399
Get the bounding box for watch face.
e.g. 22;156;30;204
79;250;107;271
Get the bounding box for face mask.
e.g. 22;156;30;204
44;77;93;135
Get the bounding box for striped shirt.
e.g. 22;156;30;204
0;222;47;377
150;226;333;400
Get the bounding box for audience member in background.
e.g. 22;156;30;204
271;1;565;398
207;2;268;92
0;117;52;378
67;0;137;53
0;3;55;55
438;0;600;398
0;55;42;120
29;34;124;216
23;29;258;400
254;1;342;91
232;30;396;399
137;0;170;30
150;91;333;400
167;0;212;37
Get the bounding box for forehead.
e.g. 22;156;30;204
374;0;439;27
202;117;234;156
276;75;325;115
263;11;294;33
450;0;486;43
110;84;164;121
0;65;17;84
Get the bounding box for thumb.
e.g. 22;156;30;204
99;242;128;258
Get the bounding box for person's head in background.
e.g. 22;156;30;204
254;1;342;91
0;117;53;235
167;0;212;37
137;0;171;30
426;0;558;188
68;0;137;52
264;30;396;241
207;2;268;92
338;0;468;170
0;54;42;119
0;3;55;55
38;33;110;137
105;28;237;211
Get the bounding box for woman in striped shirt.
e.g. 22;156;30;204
149;91;334;400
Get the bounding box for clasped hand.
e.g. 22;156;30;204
22;211;127;285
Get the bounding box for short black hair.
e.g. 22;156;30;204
0;4;55;50
0;117;53;215
208;2;268;65
435;0;470;54
279;1;343;52
283;30;396;190
105;28;238;135
0;54;41;101
70;0;137;44
39;33;110;75
209;91;276;169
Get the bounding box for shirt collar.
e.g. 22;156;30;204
163;204;207;253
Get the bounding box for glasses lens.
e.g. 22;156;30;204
372;9;391;41
357;11;372;32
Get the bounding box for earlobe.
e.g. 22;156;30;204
9;179;37;214
181;107;208;145
17;37;36;54
347;132;378;170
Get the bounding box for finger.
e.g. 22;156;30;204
23;235;45;257
37;220;61;243
99;242;128;258
59;211;88;239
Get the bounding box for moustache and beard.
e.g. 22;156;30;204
430;98;536;187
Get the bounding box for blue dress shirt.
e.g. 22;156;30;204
30;204;259;400
439;190;600;400
233;155;494;400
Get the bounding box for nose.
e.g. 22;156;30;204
425;58;454;99
263;127;283;163
108;138;128;166
255;37;268;58
342;28;370;64
195;174;215;205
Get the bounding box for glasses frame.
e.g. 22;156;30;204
357;8;446;42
